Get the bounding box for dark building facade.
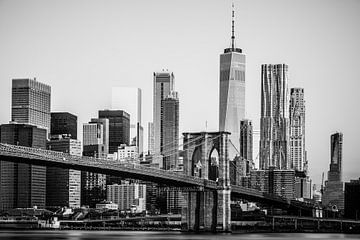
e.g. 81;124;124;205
46;137;81;209
98;110;130;154
240;119;253;175
161;92;179;170
250;168;295;200
0;123;47;211
50;112;77;139
323;132;344;211
345;178;360;220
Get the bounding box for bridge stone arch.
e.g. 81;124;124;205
182;131;231;232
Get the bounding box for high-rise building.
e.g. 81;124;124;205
328;132;343;182
259;64;290;170
148;122;154;155
11;78;51;136
50;112;77;139
107;182;146;213
82;118;109;207
344;178;360;220
250;168;295;200
98;110;130;154
219;8;246;160
153;71;174;168
289;88;306;172
322;132;344;211
111;87;143;156
83;118;109;157
46;136;81;209
240;119;253;175
0;123;47;211
161;91;179;170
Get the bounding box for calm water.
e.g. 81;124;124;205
0;231;359;240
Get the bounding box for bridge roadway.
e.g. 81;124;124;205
0;143;314;211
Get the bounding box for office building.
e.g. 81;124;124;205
230;156;246;186
83;118;109;157
250;168;295;200
322;132;344;211
161;91;179;170
219;8;246;159
0;123;47;211
344;178;360;220
82;118;109;207
153;71;174;168
107;182;146;213
250;170;269;193
116;144;138;162
259;64;290;170
46;136;81;208
98;110;130;154
50;112;77;139
148;122;154;154
295;176;312;200
240;119;253;175
328;132;343;182
11;78;51;136
289;88;306;172
111;87;143;155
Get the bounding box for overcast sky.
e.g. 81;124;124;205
1;0;359;185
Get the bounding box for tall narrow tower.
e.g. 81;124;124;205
219;5;246;159
289;88;306;172
259;64;290;170
153;71;175;168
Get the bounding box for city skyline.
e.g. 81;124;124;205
1;0;360;184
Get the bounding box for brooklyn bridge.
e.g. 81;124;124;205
0;131;315;232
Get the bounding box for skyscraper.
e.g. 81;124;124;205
153;71;175;168
240;119;253;175
50;112;78;139
98;110;130;154
47;136;81;209
219;7;246;159
0;123;47;211
162;91;179;170
11;78;51;136
83;118;109;157
328;132;343;182
82;118;109;207
289;88;306;172
111;87;143;155
259;64;290;170
322;132;344;210
148;122;154;155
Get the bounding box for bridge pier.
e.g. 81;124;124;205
181;131;231;232
181;189;231;232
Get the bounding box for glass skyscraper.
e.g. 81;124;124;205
219;9;245;159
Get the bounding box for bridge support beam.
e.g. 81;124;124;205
181;189;231;232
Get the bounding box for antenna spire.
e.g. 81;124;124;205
231;3;235;50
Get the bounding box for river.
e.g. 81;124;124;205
0;231;360;240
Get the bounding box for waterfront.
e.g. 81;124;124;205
0;231;360;240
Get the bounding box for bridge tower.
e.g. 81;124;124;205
181;131;231;232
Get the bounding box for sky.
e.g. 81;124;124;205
0;0;360;185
